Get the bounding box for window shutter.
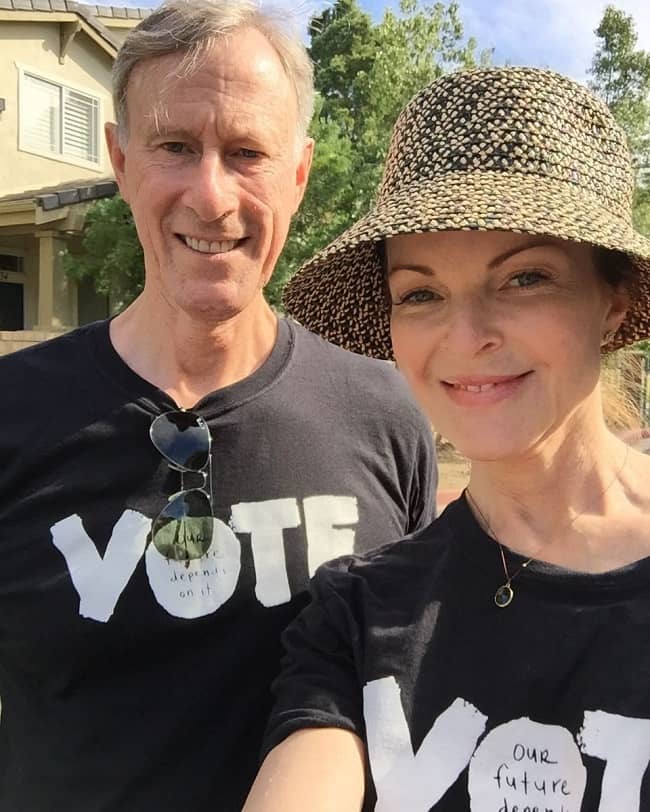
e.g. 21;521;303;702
63;88;99;164
22;74;61;155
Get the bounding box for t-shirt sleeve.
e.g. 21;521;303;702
408;413;438;529
261;556;364;760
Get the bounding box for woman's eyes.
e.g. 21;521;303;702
505;269;550;288
392;289;441;305
390;269;552;305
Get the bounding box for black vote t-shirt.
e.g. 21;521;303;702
0;317;435;812
265;496;650;811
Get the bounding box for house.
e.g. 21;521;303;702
0;1;149;355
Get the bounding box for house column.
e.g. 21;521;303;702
35;231;77;330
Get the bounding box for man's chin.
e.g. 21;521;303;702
173;286;267;326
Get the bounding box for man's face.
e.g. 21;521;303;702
106;28;313;324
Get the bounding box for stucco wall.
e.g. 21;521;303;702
0;20;115;196
102;25;131;47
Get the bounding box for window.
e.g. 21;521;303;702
20;72;100;166
0;255;24;274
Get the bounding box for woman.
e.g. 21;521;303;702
244;67;650;811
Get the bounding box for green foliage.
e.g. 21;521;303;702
588;5;650;361
588;5;650;224
65;0;481;310
63;195;143;313
267;99;359;307
272;0;482;304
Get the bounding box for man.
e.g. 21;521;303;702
0;1;435;809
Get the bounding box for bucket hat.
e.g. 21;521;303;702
283;67;650;358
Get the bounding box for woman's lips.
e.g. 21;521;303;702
441;372;532;406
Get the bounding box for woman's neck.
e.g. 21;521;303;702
465;423;650;572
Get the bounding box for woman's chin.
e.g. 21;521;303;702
441;432;536;465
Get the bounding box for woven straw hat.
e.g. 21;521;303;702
283;67;650;358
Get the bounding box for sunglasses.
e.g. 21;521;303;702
149;410;213;564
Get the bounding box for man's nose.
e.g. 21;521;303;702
182;153;238;222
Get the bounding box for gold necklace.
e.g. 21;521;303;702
465;446;629;609
465;490;532;607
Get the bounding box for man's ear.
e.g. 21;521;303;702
292;137;314;214
105;122;129;204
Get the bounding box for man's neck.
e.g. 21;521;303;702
109;293;279;408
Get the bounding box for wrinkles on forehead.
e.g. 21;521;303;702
127;32;298;141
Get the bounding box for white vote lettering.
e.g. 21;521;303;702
364;677;487;811
146;517;241;618
51;495;359;620
363;681;650;812
304;495;358;576
231;498;301;607
51;510;149;622
578;710;650;812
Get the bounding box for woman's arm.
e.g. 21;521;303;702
243;727;365;812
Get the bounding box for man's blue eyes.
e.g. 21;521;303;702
160;143;260;158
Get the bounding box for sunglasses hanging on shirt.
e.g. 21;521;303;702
149;410;213;564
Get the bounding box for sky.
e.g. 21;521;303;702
111;0;650;82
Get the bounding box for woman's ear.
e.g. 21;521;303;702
602;283;630;341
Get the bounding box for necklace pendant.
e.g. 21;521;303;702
494;583;514;608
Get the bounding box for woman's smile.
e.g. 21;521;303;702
440;372;533;407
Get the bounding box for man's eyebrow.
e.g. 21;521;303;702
144;123;194;140
487;239;560;269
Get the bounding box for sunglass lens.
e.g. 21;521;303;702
150;411;210;471
152;489;213;562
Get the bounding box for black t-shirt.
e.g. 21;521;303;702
0;318;435;812
265;496;650;811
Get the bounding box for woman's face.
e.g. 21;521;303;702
386;230;629;461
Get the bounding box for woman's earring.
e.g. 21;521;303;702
601;329;616;346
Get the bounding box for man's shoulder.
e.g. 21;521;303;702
313;507;456;601
288;320;418;400
0;322;104;409
0;322;100;371
291;319;392;367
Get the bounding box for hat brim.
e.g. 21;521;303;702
284;170;650;358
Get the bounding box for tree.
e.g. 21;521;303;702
308;0;377;139
66;0;483;310
271;0;483;301
588;6;650;398
588;5;650;236
63;195;143;313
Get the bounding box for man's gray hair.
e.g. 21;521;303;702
113;0;315;145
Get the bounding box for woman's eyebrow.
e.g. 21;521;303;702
387;264;435;277
487;239;559;269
